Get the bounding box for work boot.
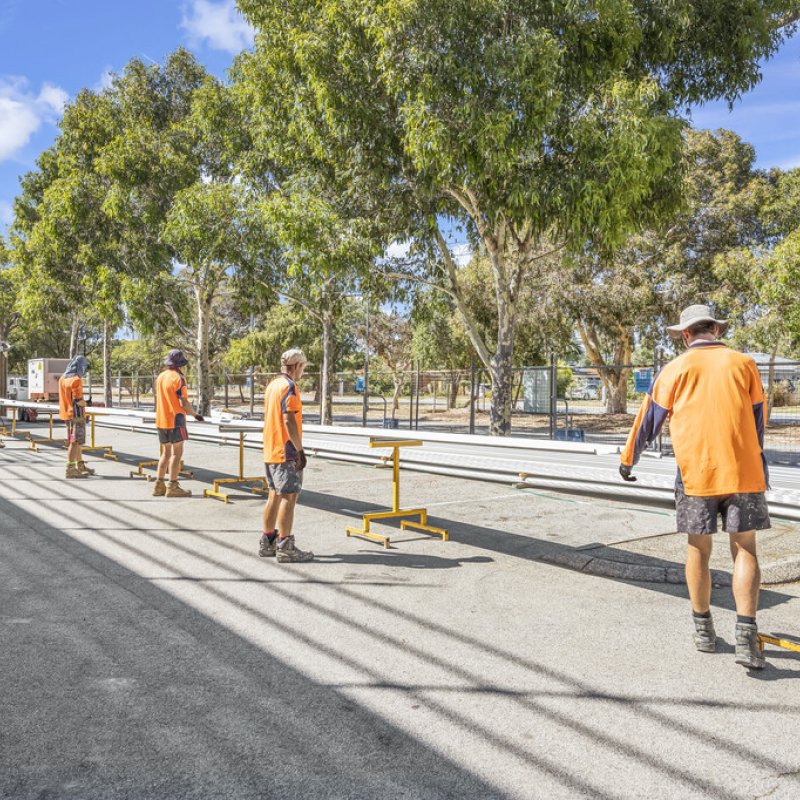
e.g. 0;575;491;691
258;534;277;558
152;478;167;497
65;463;88;479
165;480;191;498
735;622;766;670
692;615;717;653
275;535;314;563
78;460;95;476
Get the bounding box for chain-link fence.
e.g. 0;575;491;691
86;359;800;464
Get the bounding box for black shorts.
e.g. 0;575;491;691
675;483;770;535
157;414;188;445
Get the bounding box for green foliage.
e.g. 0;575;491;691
110;339;170;376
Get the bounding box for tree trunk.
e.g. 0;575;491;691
0;326;7;400
69;313;80;358
448;370;461;410
489;302;514;436
766;346;777;426
603;369;630;414
320;309;334;425
102;319;113;407
391;376;403;416
195;293;212;415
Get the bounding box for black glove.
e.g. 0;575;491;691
84;398;93;407
194;414;205;422
619;464;637;482
296;449;307;471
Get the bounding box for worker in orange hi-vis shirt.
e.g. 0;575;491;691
258;348;313;563
620;305;770;670
58;355;94;479
153;349;203;499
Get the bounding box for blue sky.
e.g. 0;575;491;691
1;0;800;234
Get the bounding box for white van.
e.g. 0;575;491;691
7;375;29;401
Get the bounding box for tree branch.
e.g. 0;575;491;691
434;225;493;368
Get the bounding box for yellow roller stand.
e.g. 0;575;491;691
203;430;266;503
345;438;449;548
26;411;64;451
758;634;800;656
129;444;194;481
81;412;119;460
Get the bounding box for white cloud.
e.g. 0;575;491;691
37;83;68;113
96;68;115;92
0;200;13;226
181;0;255;54
0;76;68;161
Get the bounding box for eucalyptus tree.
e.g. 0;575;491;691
713;166;800;415
0;239;18;398
555;129;772;413
235;0;798;434
255;182;381;423
99;51;260;413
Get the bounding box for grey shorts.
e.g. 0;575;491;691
675;484;770;535
66;419;86;445
265;461;303;495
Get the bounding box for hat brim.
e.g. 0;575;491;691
666;318;729;338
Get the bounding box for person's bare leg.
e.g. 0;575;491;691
169;441;184;481
686;534;713;613
263;490;279;532
277;494;298;538
157;443;172;481
730;531;760;617
67;441;80;464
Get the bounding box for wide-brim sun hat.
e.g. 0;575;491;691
164;349;189;368
666;304;729;338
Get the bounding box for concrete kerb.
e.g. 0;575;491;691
539;545;800;587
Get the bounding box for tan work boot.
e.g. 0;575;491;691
65;463;88;479
152;478;167;497
165;480;192;498
78;460;95;476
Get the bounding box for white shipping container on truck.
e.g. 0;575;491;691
28;358;70;401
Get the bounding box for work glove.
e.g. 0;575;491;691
296;449;307;471
84;398;93;407
194;414;205;422
619;464;637;482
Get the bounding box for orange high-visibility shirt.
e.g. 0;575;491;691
621;342;767;496
58;375;83;421
263;374;302;463
155;368;188;429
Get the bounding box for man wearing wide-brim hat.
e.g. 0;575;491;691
620;304;770;669
153;349;204;498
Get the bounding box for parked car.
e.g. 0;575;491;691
567;378;600;401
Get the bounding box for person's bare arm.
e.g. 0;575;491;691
181;397;203;420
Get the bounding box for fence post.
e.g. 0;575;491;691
469;354;476;435
249;369;255;417
655;348;663;453
549;354;557;439
408;366;414;430
415;362;421;430
134;371;139;407
224;370;229;408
